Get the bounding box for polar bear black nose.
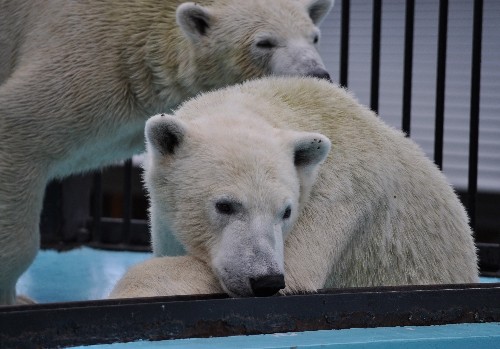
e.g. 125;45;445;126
249;274;285;297
307;69;332;82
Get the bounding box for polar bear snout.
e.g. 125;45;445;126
213;245;286;297
250;274;285;297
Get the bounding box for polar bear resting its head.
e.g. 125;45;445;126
110;77;478;299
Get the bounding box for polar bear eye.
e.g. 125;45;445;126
313;34;319;44
282;206;292;220
255;39;276;50
215;201;236;215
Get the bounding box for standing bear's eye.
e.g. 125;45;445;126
255;39;276;49
215;201;236;215
282;206;292;219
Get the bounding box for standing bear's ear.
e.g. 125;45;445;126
176;3;214;41
145;114;187;157
306;0;334;25
292;131;331;172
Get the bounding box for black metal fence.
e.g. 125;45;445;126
2;283;499;347
40;0;499;275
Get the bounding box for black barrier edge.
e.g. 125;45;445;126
91;172;103;244
339;0;350;87
402;0;415;136
434;0;448;170
477;242;500;276
1;283;499;348
370;0;382;113
122;159;133;244
467;0;483;231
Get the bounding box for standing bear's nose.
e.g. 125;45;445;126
249;274;285;297
307;69;332;82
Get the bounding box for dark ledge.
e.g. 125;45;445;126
1;283;499;348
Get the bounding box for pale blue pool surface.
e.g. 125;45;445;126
17;247;152;302
16;247;500;348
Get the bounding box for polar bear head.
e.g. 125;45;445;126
175;0;334;88
144;97;331;297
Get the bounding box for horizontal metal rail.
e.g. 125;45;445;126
1;283;499;348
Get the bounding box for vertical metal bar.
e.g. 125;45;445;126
402;0;415;136
62;175;92;243
92;172;103;243
468;0;483;231
122;159;133;244
434;0;449;170
40;181;63;245
370;0;382;113
339;0;350;87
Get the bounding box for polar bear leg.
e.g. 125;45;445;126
109;256;222;299
0;70;49;304
0;164;47;305
0;164;46;305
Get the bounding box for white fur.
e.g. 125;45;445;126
109;256;222;298
111;77;478;299
270;37;325;76
0;0;334;305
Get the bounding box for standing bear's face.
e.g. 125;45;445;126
144;107;331;297
176;0;334;88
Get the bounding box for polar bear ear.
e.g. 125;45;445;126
292;132;331;169
176;3;213;41
145;114;187;156
306;0;334;25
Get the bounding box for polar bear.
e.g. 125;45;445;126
110;76;479;299
110;256;223;298
0;0;334;305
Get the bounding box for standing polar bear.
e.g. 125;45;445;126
110;77;478;299
0;0;335;305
